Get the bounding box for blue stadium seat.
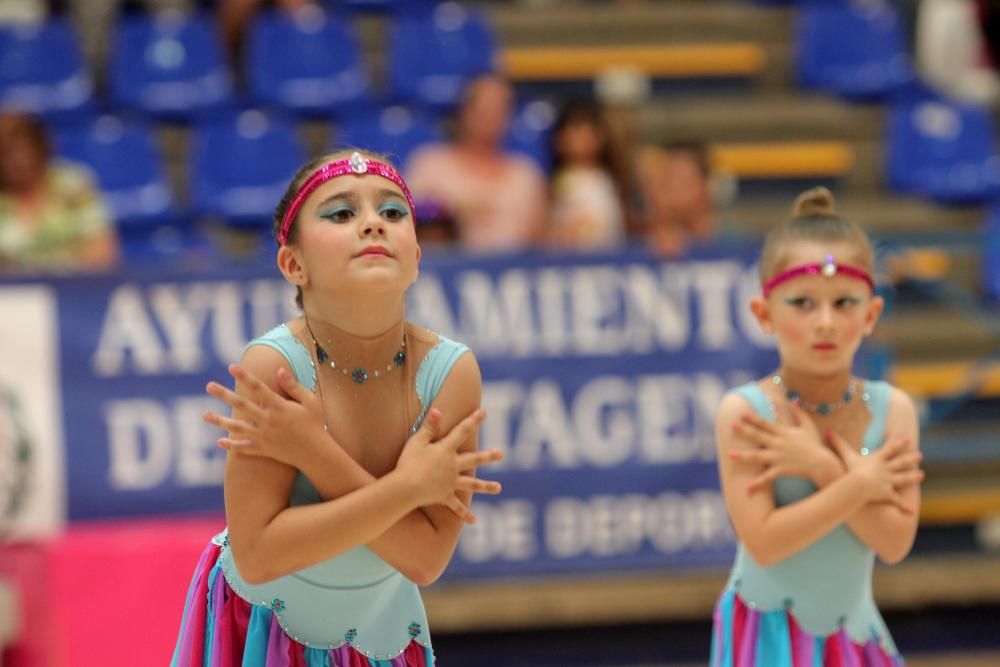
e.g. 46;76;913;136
247;7;369;117
985;204;1000;301
795;2;912;100
55;115;175;226
191;110;305;227
109;12;235;120
0;19;93;118
505;99;558;171
329;0;443;15
53;115;209;262
886;91;1000;204
387;2;497;108
333;105;442;168
335;0;396;11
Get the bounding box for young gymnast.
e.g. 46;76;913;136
711;187;924;666
171;149;503;666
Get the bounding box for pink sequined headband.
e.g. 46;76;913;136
277;151;416;245
762;254;875;297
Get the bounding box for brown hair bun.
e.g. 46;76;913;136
792;186;836;218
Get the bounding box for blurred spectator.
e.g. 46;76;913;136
405;74;548;253
0;112;119;273
637;140;725;258
976;1;1000;84
546;100;629;251
914;0;1000;104
413;197;459;249
0;0;65;25
215;0;319;73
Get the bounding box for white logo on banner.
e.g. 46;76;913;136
0;286;65;539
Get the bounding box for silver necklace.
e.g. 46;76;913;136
304;318;406;384
771;375;860;415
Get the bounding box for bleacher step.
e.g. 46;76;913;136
635;94;885;144
728;195;983;237
422;552;1000;630
490;2;791;47
878;307;998;361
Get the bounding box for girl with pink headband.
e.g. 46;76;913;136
710;187;923;666
171;149;503;666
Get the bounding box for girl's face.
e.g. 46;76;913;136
751;241;883;377
285;170;420;297
0;119;47;193
555;118;604;165
457;77;513;148
657;153;708;215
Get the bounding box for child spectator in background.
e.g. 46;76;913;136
546;100;630;250
0;112;118;273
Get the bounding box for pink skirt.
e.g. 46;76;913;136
171;542;434;667
711;589;904;667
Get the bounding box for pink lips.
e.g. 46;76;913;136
813;342;836;351
356;245;392;258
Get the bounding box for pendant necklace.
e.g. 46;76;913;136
771;374;865;415
304;317;406;385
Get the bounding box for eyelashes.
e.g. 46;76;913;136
378;203;409;221
783;296;862;309
318;202;410;223
319;205;355;222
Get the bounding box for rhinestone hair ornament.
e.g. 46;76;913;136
277;151;417;245
762;254;875;297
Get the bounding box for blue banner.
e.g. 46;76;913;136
3;246;779;576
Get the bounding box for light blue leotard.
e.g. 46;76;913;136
215;324;468;660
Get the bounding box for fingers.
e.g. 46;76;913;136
878;434;912;460
746;467;779;493
826;430;856;460
414;408;442;444
786;399;808;427
738;413;778;436
206;381;263;420
727;448;774;467
229;364;279;406
888;491;915;515
439;409;486;452
443;496;474;523
732;419;779;448
217;437;254;451
887;451;923;472
454;476;502;495
276;367;312;404
891;469;925;487
456;449;504;471
202;410;254;437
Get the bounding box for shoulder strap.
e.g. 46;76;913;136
730;382;775;421
243;324;317;391
414;334;470;412
863;379;892;449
